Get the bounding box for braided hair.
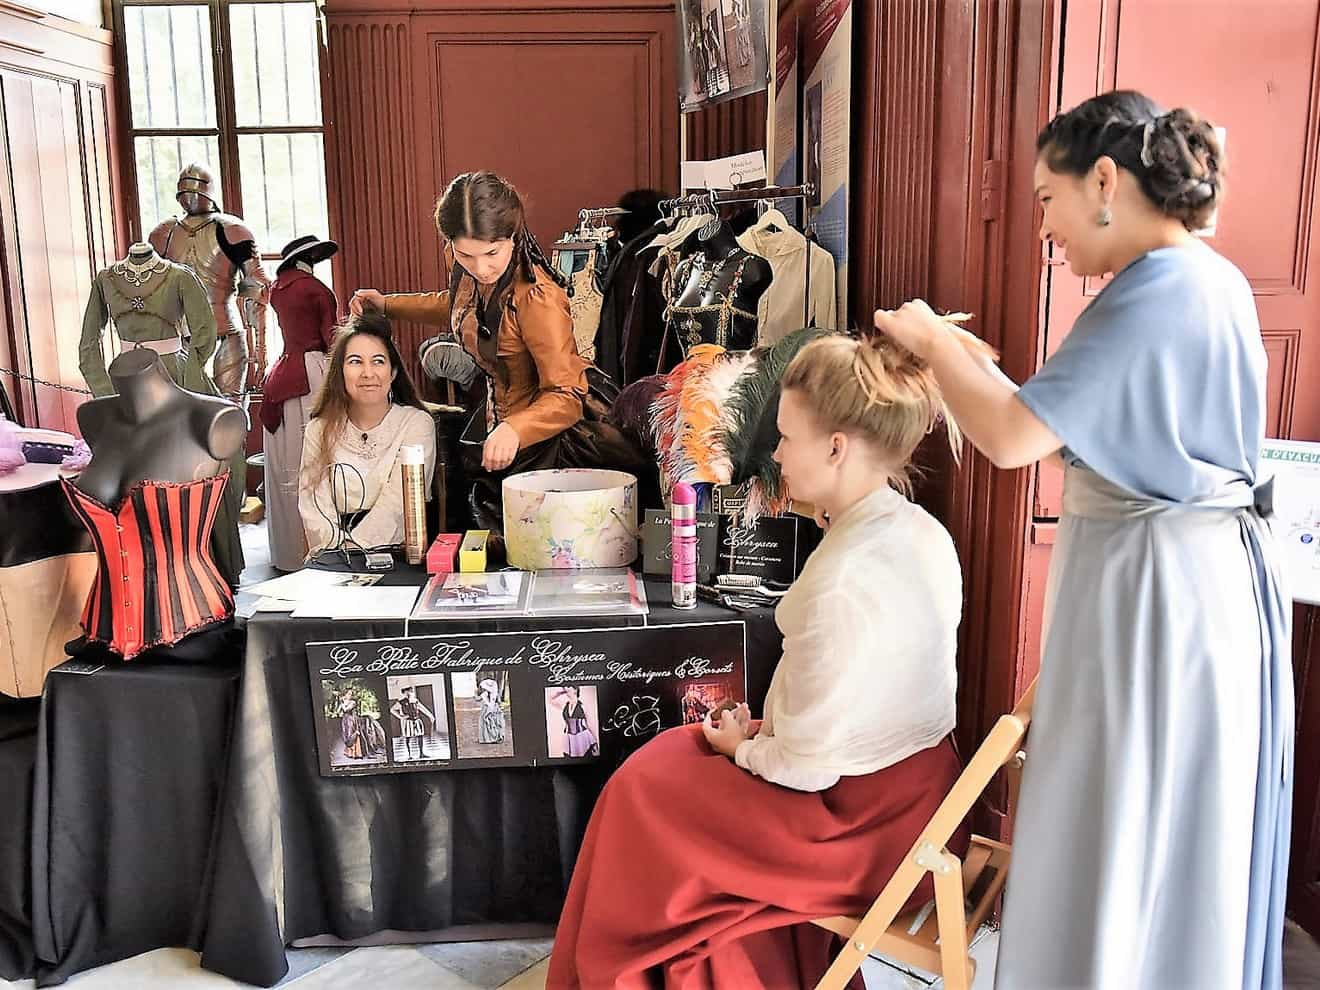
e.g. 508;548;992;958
1036;90;1224;231
433;171;568;288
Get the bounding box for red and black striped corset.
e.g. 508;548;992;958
61;474;234;659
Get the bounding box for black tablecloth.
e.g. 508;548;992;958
30;653;241;986
0;697;40;981
201;576;781;986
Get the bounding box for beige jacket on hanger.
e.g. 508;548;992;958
737;214;838;344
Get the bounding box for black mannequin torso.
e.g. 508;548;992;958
74;349;244;506
667;221;772;354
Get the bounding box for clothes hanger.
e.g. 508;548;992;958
749;204;790;235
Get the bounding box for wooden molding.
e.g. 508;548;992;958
0;37;43;55
0;0;46;20
325;0;673;13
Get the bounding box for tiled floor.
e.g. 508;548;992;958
7;920;1319;989
0;940;552;989
11;523;1312;989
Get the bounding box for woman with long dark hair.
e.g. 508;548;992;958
350;171;644;536
298;312;436;558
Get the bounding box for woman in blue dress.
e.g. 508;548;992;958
873;90;1293;990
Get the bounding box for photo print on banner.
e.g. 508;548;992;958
306;623;747;776
545;685;601;759
453;670;515;759
320;677;390;769
385;674;452;764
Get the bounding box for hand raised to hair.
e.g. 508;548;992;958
349;288;386;317
871;299;949;360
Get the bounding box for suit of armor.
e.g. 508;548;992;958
147;163;270;399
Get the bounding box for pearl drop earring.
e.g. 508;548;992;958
1097;207;1112;227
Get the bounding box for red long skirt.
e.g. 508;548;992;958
548;724;966;990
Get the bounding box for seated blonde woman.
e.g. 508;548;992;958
547;332;968;989
299;313;436;558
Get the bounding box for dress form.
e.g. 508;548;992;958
75;349;244;506
665;221;771;356
79;242;220;399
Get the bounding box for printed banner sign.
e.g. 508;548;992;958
308;622;747;776
1260;438;1320;605
802;0;851;321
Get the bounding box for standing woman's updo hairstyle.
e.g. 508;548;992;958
1036;89;1225;231
780;333;965;496
433;171;567;288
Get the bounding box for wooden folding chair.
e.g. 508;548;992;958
810;678;1037;990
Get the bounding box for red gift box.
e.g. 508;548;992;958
426;533;462;575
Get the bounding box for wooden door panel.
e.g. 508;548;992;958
415;8;676;273
1;68;99;433
428;37;656;248
323;5;677;391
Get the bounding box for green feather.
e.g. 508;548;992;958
720;328;834;498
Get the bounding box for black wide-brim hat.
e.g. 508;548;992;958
278;234;339;272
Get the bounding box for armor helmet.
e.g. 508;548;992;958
176;163;219;214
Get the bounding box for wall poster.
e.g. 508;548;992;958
308;622;747;776
771;4;801;225
802;0;851;321
678;0;771;111
1260;438;1320;605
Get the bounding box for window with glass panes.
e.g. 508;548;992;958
116;0;332;369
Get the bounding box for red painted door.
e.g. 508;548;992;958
1031;0;1320;935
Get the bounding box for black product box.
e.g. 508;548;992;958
641;509;721;584
711;483;747;517
716;514;821;583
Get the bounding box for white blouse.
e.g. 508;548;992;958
734;486;962;792
299;404;437;558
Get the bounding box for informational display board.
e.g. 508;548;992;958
308;622;747;776
771;5;800;225
1260;438;1320;605
802;0;851;321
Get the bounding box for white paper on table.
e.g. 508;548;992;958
234;595;299;619
244;568;382;602
291;585;421;619
254;596;298;612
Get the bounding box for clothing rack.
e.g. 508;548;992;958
657;183;820;328
659;183;816;213
578;206;629;223
560;206;629;246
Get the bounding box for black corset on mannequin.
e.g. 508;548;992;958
663;221;772;357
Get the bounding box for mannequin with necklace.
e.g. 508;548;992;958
663;218;772;360
79;241;220;398
78;241;246;587
61;350;244;659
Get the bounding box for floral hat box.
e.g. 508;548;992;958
502;468;639;570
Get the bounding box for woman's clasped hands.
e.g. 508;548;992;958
701;702;754;758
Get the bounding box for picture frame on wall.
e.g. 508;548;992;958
677;0;771;112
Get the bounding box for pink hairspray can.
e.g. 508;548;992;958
671;482;698;609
